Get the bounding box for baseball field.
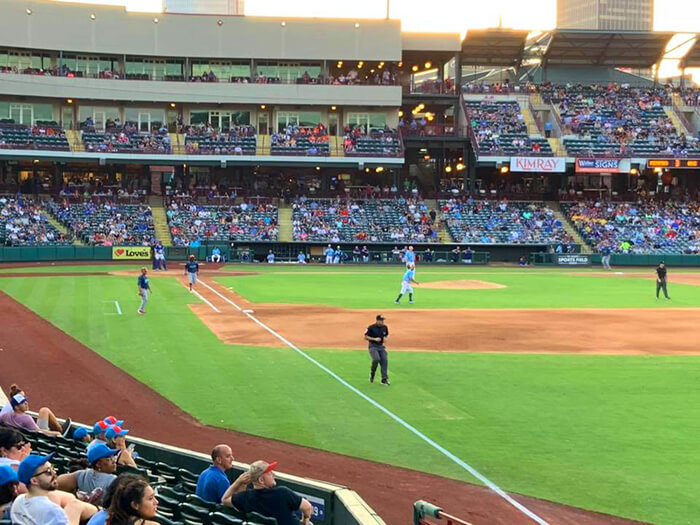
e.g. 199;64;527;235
1;263;699;525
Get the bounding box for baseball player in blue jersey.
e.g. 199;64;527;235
184;254;199;292
325;245;334;264
137;267;151;315
395;263;419;304
404;245;416;268
153;241;166;271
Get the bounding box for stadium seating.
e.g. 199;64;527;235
562;200;700;254
464;100;553;155
0;122;70;151
0;197;72;246
270;125;329;156
184;125;257;155
342;129;401;157
167;201;279;245
47;201;155;246
292;197;437;243
83;130;171;154
541;84;700;156
440;199;572;245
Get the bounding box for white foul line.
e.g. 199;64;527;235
198;279;548;525
114;301;122;315
191;287;221;313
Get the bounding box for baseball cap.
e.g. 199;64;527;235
73;428;90;440
247;460;277;481
87;443;118;465
93;420;110;436
10;394;28;408
105;425;129;440
0;465;18;486
376;314;385;321
17;453;55;485
103;416;123;426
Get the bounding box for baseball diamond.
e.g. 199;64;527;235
1;1;700;524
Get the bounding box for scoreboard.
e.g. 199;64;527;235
646;159;700;169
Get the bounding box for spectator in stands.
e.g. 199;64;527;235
85;473;142;525
0;428;31;470
196;444;234;504
105;426;137;467
0;392;71;437
0;465;19;520
361;245;370;263
222;460;313;525
211;246;222;263
12;453;97;524
87;420;111;451
72;428;92;444
56;444;118;498
105;477;158;525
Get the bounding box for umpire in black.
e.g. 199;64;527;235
656;261;670;300
365;314;390;385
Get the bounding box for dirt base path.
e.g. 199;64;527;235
0;290;644;525
190;278;700;355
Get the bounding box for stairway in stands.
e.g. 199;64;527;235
547;201;592;254
169;133;185;154
664;107;691;136
520;103;543;137
151;204;173;246
278;204;293;242
257;135;270;155
45;211;82;245
329;136;343;157
547;137;567;156
426;199;451;243
65;130;84;152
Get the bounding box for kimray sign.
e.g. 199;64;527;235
511;157;566;173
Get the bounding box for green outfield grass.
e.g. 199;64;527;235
1;267;699;524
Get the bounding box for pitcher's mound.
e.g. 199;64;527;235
422;280;507;290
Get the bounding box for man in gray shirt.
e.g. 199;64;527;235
364;314;390;386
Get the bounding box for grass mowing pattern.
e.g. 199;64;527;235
1;268;700;524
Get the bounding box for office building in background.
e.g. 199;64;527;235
557;0;653;30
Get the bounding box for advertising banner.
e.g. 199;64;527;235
511;157;566;173
112;246;152;260
555;254;592;266
575;158;630;173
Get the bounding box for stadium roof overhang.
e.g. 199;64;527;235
542;30;675;68
680;37;700;68
460;29;529;67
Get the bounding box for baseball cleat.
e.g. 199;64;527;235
409;300;414;304
138;310;145;315
394;300;400;304
381;380;390;386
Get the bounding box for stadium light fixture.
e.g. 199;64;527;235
315;166;321;171
423;154;430;161
330;106;337;111
456;163;465;171
500;166;510;174
365;167;370;173
376;166;384;173
630;168;639;176
66;99;73;104
26;8;32;15
424;62;432;69
33;159;39;164
411;65;419;72
260;104;266;109
398;62;403;68
354;23;360;28
170;103;176;108
153;17;159;23
445;166;452;173
280;21;286;27
90;13;96;20
398;110;403;117
217;19;223;26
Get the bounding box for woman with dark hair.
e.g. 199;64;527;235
0;383;72;436
0;427;31;469
106;478;158;525
86;473;144;525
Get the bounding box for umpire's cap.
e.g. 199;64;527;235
376;314;385;321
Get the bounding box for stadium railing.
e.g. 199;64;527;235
413;500;473;525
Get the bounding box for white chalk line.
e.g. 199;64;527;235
191;286;221;313
198;279;548;525
114;301;122;315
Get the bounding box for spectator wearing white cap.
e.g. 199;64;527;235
11;453;96;525
56;444;118;498
222;460;313;525
0;393;71;437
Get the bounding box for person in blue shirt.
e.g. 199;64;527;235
333;246;342;265
184;255;199;292
395;264;419;305
211;247;222;263
325;245;334;265
404;245;416;268
196;445;234;504
137;267;151;315
297;252;306;264
267;250;275;264
153;241;166;271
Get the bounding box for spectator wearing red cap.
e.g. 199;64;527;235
56;444;118;498
222;460;313;525
86;421;110;452
0;393;71;437
105;426;136;468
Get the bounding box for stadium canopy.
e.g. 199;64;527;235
460;29;529;66
680;37;700;68
542;30;675;68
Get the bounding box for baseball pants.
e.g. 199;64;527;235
656;279;669;299
602;255;611;270
139;289;149;311
188;272;197;285
369;346;388;382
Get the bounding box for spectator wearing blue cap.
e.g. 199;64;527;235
57;444;117;498
0;465;20;520
196;444;234;504
105;426;137;468
86;420;112;452
72;428;92;444
11;453;97;525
